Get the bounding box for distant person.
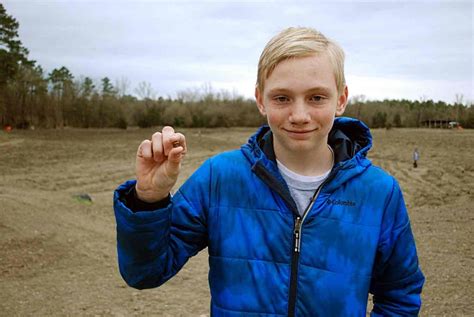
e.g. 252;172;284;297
113;27;424;316
413;148;420;168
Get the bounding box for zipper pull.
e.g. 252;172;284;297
294;216;302;253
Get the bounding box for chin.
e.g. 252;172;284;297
285;140;317;152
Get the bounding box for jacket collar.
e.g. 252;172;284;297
240;117;373;215
253;117;372;165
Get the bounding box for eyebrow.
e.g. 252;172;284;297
267;86;333;95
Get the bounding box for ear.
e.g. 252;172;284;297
255;87;266;116
336;85;349;116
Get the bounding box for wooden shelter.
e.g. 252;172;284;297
421;119;459;129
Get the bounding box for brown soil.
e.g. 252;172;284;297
1;127;472;316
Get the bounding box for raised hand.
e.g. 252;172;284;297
135;126;187;203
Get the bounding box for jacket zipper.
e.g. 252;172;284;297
252;161;341;316
287;183;326;317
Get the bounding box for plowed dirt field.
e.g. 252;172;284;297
1;127;472;316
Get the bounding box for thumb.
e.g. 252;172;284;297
165;147;185;174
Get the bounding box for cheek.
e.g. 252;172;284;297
267;115;279;126
313;107;336;121
324;118;335;132
323;110;337;122
265;109;285;126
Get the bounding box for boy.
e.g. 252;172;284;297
114;27;424;316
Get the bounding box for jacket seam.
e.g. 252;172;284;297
209;205;281;213
309;214;380;227
176;184;208;229
372;266;422;287
209;255;289;266
116;210;169;232
213;301;286;316
299;262;372;278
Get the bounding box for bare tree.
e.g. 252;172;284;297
455;93;465;122
134;81;156;100
115;76;130;98
349;94;366;119
176;87;200;103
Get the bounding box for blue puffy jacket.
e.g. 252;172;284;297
114;117;424;316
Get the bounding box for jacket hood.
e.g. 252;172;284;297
241;117;373;194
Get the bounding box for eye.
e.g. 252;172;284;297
273;95;290;103
310;95;325;102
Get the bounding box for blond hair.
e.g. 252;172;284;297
256;27;346;95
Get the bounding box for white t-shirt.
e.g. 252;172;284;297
276;157;332;216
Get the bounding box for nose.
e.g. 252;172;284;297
288;99;310;125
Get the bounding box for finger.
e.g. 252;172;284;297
166;147;185;173
168;144;186;162
151;131;164;162
170;133;187;154
162;126;175;156
137;139;152;159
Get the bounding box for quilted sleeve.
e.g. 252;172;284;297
370;178;425;316
113;159;211;289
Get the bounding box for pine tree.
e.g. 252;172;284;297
0;3;34;86
48;66;75;127
101;77;116;97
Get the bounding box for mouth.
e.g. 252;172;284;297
282;128;317;139
283;128;316;134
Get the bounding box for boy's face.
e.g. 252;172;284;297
255;53;348;157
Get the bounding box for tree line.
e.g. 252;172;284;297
1;4;472;130
344;94;473;129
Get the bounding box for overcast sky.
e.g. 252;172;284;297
4;0;473;103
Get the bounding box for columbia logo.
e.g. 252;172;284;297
326;199;356;207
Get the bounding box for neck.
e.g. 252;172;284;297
274;142;334;176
